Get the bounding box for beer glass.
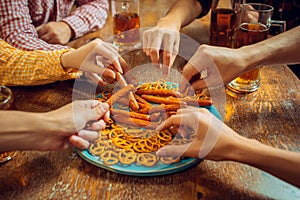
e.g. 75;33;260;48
111;0;140;50
227;3;284;93
210;0;244;47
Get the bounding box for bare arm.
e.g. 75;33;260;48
0;101;110;152
180;26;300;92
156;0;202;30
156;108;300;188
241;25;300;71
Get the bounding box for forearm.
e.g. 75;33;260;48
156;0;202;30
232;138;300;188
0;111;59;151
63;0;109;38
0;40;77;86
239;26;300;72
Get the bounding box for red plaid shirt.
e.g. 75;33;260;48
0;0;108;51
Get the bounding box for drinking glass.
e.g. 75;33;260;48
111;0;141;50
210;0;244;48
227;3;285;93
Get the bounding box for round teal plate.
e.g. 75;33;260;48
75;105;221;176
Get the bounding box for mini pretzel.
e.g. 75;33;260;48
157;131;172;142
89;143;106;156
136;153;158;167
100;151;119;165
118;149;137;165
112;138;133;149
160;156;181;164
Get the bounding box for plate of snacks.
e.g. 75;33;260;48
75;80;221;176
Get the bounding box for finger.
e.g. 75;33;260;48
119;57;130;74
94;103;110;119
78;129;99;141
85;72;106;86
156;114;183;131
142;31;150;55
190;79;208;92
162;33;175;67
161;64;170;77
156;143;190;157
36;25;47;37
179;62;199;93
101;69;116;84
39;32;52;42
69;135;89;149
111;58;123;74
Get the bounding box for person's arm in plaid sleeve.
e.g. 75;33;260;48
0;0;67;51
61;0;109;39
0;38;128;86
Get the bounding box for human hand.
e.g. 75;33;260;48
179;45;247;93
156;107;244;161
61;38;130;85
42;100;110;150
36;21;74;45
143;27;180;76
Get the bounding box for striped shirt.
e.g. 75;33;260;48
0;39;78;86
0;0;109;51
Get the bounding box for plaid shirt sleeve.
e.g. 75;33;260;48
0;40;79;86
62;0;109;38
0;0;67;51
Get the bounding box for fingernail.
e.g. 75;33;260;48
156;148;166;156
100;103;109;112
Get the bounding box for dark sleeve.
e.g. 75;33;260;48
196;0;212;18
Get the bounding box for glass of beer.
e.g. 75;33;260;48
210;0;244;48
111;0;140;50
227;3;273;93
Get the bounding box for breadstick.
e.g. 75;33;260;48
141;94;183;105
111;109;150;121
136;89;183;98
115;72;139;111
106;84;135;106
114;117;159;129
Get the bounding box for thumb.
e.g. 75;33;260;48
156;143;190;157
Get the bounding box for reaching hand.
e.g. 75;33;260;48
43;100;110;150
156;107;243;161
61;38;130;85
143;28;180;75
36;21;73;45
179;45;247;93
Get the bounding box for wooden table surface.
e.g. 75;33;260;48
1;0;299;199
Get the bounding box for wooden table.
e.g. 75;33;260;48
1;0;299;199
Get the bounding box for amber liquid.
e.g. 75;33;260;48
228;23;269;92
113;12;140;46
210;8;238;47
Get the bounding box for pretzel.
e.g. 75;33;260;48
89;143;106;156
112;138;133;149
160;156;181;164
118;149;137;165
136;153;158;167
100;151;119;165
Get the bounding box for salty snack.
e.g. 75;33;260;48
90;80;212;167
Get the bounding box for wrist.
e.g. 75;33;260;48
156;17;181;31
59;21;75;41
